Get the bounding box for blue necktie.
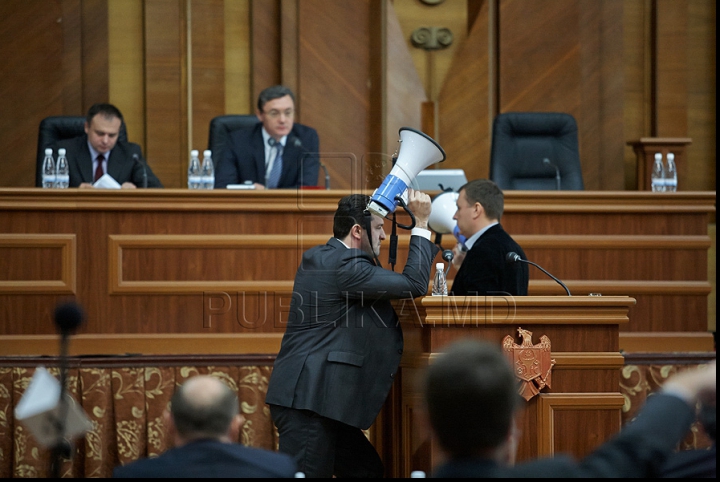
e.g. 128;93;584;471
267;139;283;189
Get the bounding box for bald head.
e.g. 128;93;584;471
170;376;239;440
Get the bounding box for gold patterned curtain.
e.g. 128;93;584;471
620;362;714;450
0;363;276;478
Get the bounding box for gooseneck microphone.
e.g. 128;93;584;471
133;153;148;188
506;252;571;296
51;302;85;477
291;136;329;189
442;249;454;276
543;158;561;190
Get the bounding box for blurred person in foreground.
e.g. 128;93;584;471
266;191;439;477
424;339;716;478
113;375;296;478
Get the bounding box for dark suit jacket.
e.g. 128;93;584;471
432;393;696;478
265;235;439;429
451;224;529;296
660;444;716;478
214;123;319;189
112;439;297;478
53;135;163;188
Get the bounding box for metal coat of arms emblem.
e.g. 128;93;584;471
502;327;556;401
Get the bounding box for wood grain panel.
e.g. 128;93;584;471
80;0;109;111
537;393;624;457
386;0;427;151
655;0;688;138
251;0;281;98
0;234;76;294
144;0;187;188
190;0;225;154
0;0;66;186
437;0;492;183
224;0;252;114
298;1;376;189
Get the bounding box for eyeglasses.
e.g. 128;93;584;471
263;109;294;119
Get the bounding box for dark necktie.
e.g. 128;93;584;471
267;139;283;189
94;154;105;182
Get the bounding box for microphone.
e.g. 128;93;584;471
54;302;85;337
506;252;571;296
442;249;454;276
133;153;148;188
543;158;561;190
291;136;329;189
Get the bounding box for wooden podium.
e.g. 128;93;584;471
382;295;635;478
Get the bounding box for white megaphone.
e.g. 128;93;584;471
428;190;468;249
367;127;446;218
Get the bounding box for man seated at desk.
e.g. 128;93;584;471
53;103;163;189
450;179;528;296
214;85;320;189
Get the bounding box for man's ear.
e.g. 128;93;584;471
84;122;90;135
228;414;246;442
350;223;363;241
472;201;484;220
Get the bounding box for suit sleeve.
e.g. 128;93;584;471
299;128;320;187
336;236;438;300
214;135;242;188
452;243;503;296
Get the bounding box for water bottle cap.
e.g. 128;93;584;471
45;148;52;155
190;150;199;157
436;262;444;270
203;150;212;157
58;148;66;156
667;152;675;161
654;153;662;161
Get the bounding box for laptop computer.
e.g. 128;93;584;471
410;169;468;192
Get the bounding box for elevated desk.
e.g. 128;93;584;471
0;189;715;355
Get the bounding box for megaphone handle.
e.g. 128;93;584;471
394;194;416;230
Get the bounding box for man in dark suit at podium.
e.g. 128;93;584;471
214;85;319;189
424;340;716;478
266;191;438;478
450;179;528;296
54;103;163;188
113;375;296;478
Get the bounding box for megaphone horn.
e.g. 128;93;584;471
367;127;446;218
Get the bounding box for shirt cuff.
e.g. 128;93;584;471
411;227;432;240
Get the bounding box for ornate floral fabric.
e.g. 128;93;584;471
0;363;274;478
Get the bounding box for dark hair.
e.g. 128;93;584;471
425;340;519;458
459;179;504;221
333;194;371;239
170;378;239;439
257;85;296;112
86;103;124;125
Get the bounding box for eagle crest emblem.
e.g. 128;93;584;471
502;327;555;401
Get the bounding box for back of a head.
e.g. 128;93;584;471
333;194;371;239
425;340;518;458
86;103;124;124
171;376;239;440
257;85;295;111
460;179;504;221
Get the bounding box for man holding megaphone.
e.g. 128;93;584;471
450;179;529;296
266;190;439;478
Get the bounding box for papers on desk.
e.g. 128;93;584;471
227;183;257;190
14;367;92;447
93;174;122;189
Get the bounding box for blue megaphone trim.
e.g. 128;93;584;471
453;225;467;250
369;175;408;216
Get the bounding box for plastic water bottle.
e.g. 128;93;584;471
432;262;447;296
42;148;55;188
188;150;201;189
665;152;677;192
201;149;214;190
55;148;69;188
651;153;665;192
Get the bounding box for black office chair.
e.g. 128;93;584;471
207;115;259;164
489;112;584;190
35;116;128;187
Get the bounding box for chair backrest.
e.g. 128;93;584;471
489;112;584;190
35;115;128;187
207;115;260;164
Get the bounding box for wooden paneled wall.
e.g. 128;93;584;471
0;0;715;191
